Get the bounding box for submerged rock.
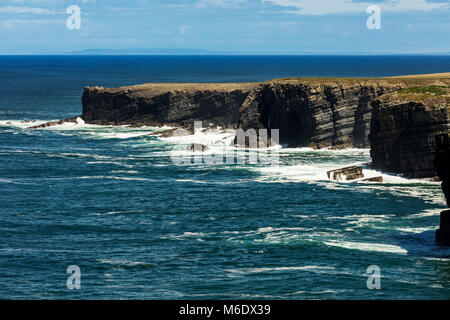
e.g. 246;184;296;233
187;144;209;152
357;176;383;183
327;166;364;181
29;117;78;129
148;127;193;138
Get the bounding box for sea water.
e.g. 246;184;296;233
1;55;450;299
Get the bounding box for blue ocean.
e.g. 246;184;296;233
1;55;450;299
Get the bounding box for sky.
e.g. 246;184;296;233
0;0;449;54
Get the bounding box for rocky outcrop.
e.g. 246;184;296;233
327;165;364;181
435;133;450;244
357;176;383;183
369;95;449;178
29;117;81;129
326;164;383;183
187;144;209;152
81;83;259;129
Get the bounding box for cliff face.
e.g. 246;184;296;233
82;83;259;128
238;80;401;148
435;133;450;244
369;102;449;178
369;85;450;178
435;133;450;206
81;75;449;162
82;79;403;148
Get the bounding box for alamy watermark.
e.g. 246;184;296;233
367;5;381;30
170;121;280;166
366;265;381;290
66;5;81;30
66;265;81;290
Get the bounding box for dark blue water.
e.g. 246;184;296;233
1;56;450;299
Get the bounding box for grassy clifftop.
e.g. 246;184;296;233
272;72;450;87
380;84;450;107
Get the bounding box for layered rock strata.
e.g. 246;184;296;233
33;74;449;180
435;133;450;244
81;83;258;129
81;79;408;148
237;80;402;148
369;100;449;178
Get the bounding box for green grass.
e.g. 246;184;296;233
398;85;448;95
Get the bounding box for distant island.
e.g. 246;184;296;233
62;49;450;56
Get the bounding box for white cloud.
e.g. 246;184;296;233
0;6;57;14
262;0;449;15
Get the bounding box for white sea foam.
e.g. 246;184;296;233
256;226;315;233
226;265;336;275
1;118;174;140
175;179;209;184
48;175;154;182
394;226;436;233
407;208;443;219
161;232;207;241
324;240;407;254
96;259;152;267
254;164;331;182
111;170;139;174
86;161;135;169
161;128;236;146
0;119;49;129
0;178;30;185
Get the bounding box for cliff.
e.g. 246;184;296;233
81;75;450;150
369;85;450;178
435;133;450;244
82;83;259;129
82;77;440;148
237;79;403;148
